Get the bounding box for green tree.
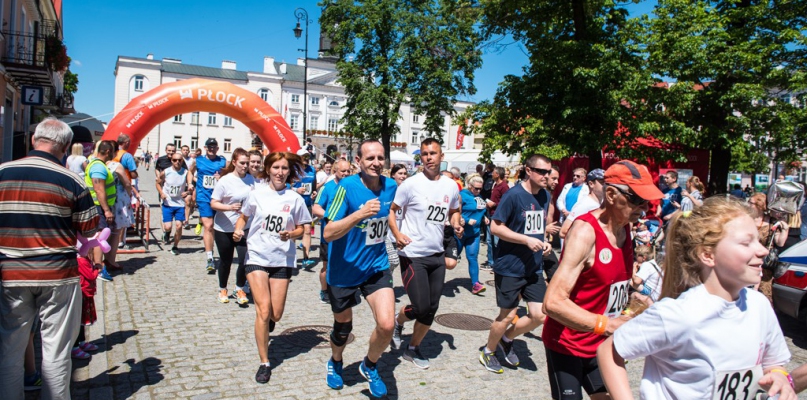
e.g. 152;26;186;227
319;0;482;165
63;69;79;94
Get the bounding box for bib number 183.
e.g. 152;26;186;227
712;366;763;400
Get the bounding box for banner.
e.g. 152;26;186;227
455;121;465;150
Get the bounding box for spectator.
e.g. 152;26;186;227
679;176;705;212
656;170;682;223
556;168;589;223
66;143;88;179
730;183;746;199
0;117;99;399
483;167;509;269
749;193;788;303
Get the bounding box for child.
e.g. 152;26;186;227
73;256;100;359
630;245;663;306
597;197;796;400
634;221;653;245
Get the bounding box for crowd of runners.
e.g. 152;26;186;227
1;118;806;399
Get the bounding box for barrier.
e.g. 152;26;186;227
118;203;150;254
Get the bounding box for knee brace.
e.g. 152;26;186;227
417;312;436;326
404;305;436;326
330;320;353;347
403;305;417;321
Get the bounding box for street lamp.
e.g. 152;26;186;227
293;7;309;144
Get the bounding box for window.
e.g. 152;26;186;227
191;137;198;150
291;94;300;104
258;88;270;102
134;76;144;91
223;116;233;127
173;114;183;123
290;114;299;130
173;136;182;148
413;115;420;123
411;133;420;145
311;97;320;106
224;139;232;152
191;112;200;125
329;100;339;107
208;113;217;125
310;116;319;130
328;118;338;132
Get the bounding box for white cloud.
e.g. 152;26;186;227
72;59;82;67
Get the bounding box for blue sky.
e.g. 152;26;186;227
64;1;654;123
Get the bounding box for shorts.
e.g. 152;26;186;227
494;272;547;309
443;225;458;260
328;269;393;314
545;347;607;400
197;201;214;218
320;240;329;262
95;205;115;230
162;206;186;223
245;265;293;279
543;251;560;282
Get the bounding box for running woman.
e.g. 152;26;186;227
293;149;318;269
210;148;255;305
389;138;462;369
232;152;311;384
479;155;553;374
385;164;408;272
542;161;663;400
597;197;796;400
322;140;397;398
457;174;487;295
312;159;351;304
248;150;264;183
155;153;192;254
190;138;227;272
181;145;196;229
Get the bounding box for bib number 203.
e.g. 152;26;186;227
426;205;447;224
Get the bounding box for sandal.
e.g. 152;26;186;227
71;347;90;359
79;341;98;352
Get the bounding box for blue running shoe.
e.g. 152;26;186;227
98;267;113;282
359;359;387;398
302;259;317;269
326;358;343;390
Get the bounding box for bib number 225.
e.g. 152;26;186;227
426;205;447;224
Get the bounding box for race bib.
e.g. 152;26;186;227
167;185;180;197
426;204;448;225
261;214;286;236
364;217;389;246
604;280;630;318
712;365;763;400
524;210;545;235
202;175;216;189
302;182;313;196
475;197;486;210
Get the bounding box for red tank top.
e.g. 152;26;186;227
542;211;634;358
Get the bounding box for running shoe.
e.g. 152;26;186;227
243;281;251;294
302;259;317;269
326;358;344;390
162;231;171;245
497;338;520;367
480;263;493;271
194;223;203;236
71;347;90;360
98;268;113;282
391;318;403;350
319;290;329;304
79;341;99;352
269;320;276;333
170;246;179;255
235;289;248;305
23;371;41;391
297;243;304;250
403;346;430;369
206;258;215;273
359;360;387;398
472;282;486;295
218;289;230;303
479;350;503;374
255;364;271;384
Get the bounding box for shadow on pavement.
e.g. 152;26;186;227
88;357;164;398
98;329;139;353
442;277;472;297
777;312;807;350
112;256;157;276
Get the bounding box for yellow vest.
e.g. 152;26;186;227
84;158;116;206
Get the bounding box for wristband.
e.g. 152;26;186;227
639;285;652;296
771;369;795;390
593;314;608;336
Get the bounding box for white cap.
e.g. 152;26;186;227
296;149;308;157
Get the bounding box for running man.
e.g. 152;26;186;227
322;140;397;398
542;160;663;400
479;154;553;374
155;152;193;254
312;159;351;304
190;138;227;272
181;145;196;229
294;149;318;269
389;138;462;369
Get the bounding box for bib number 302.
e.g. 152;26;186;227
712;365;763;400
364;217;389;245
604;280;630;318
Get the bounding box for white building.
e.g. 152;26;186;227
113;54;479;159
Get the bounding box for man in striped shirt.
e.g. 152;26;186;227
0;117;99;400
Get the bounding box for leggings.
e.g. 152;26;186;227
214;230;248;289
400;254;445;326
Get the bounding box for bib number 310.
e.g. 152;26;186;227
524;210;544;235
712;365;763;400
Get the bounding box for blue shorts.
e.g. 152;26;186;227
197;201;214;218
162;206;186;223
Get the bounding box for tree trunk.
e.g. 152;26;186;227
587;150;603;170
708;146;731;195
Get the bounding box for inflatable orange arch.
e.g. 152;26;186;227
102;78;300;154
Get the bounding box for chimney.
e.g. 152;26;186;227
279;63;287;74
263;57;276;74
221;60;237;70
297;58;306;66
163;58;182;64
146;53;154;60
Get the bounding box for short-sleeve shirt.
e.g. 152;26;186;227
315;179;339;241
195;155;227;203
394;173;460;258
242;185;311;267
87;158;109;180
636;260;662;302
325;174;397;287
459;188;487;238
119;152;137;175
493;183;550;277
211;173;255;232
294;165;317;206
155;155;187;172
660;186;683;218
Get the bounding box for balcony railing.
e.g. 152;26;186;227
1;30;47;69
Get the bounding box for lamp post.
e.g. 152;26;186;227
293;7;309;144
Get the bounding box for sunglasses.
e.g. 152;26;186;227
171;159;183;162
573;174;584;178
526;166;551;176
470;186;482;191
607;184;647;206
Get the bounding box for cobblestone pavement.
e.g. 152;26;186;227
39;167;807;399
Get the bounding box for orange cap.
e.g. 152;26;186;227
604;161;664;201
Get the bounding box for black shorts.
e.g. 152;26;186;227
494;272;547;309
320;240;329;262
545;347;606;400
245;265;293;279
543;251;560;282
328;269;393;314
443;225;458;260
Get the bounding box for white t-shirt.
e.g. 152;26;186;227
566;195;601;224
394;173;460;258
67;155;87;178
211;173;255;232
316;170;331;185
162;167;188;208
242;186;311;267
614;285;790;400
636;260;663;302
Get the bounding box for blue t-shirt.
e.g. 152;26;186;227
565;184;583;212
660;186;683;218
87;158;109;180
120;152;137;174
492;184;550;278
459;189;487;238
315;179;340;242
294;165;317;206
195;155;227;202
325;174;397;287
